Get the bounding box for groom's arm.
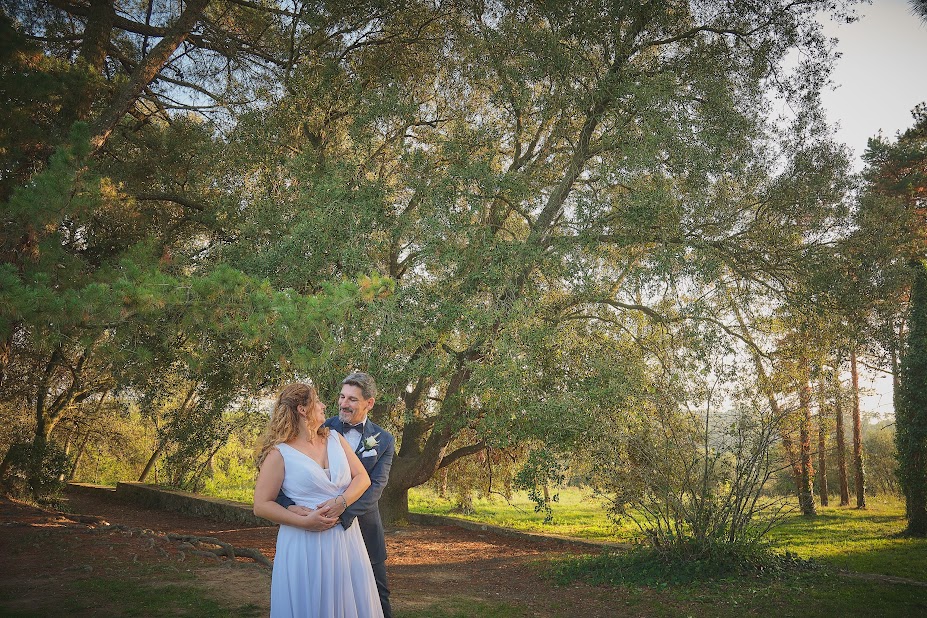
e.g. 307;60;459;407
275;489;296;509
340;432;394;529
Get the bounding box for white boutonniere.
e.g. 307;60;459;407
362;433;380;452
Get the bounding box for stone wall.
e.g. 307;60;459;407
68;483;619;550
68;482;273;527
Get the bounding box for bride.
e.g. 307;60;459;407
254;382;384;618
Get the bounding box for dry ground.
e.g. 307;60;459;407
0;489;642;617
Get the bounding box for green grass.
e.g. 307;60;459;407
651;572;927;618
766;496;927;581
408;486;640;540
410;488;927;582
0;569;263;618
202;484;254;503
66;577;263;617
397;598;528;618
512;557;927;618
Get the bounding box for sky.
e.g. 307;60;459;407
818;0;927;173
814;1;927;416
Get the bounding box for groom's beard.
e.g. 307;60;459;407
339;408;360;423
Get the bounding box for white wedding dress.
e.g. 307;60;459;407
270;438;384;618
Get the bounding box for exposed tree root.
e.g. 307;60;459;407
167;532;272;567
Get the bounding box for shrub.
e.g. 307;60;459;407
549;541;818;587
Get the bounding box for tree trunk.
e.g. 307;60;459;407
798;378;817;516
817;381;828;507
68;431;91;480
59;424;75;482
138;439;167;483
850;349;866;508
380;483;410;524
729;298;803;490
188;442;223;491
0;445;23;490
438;468;448;498
834;371;850;506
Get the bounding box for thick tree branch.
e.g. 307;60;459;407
438;442;486;470
132;192;208;212
88;0;210;154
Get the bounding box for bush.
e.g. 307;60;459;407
1;441;71;500
549;542;818;587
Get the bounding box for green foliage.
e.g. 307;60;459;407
581;345;790;553
1;440;70;500
549;543;818;588
513;449;565;523
425;434;524;515
0;2;398;499
857;108;927;534
2;1;861;520
203;0;858;525
895;261;927;535
200;431;261;502
862;419;899;496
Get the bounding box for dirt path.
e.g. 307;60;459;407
0;490;630;617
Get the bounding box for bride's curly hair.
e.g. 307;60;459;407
256;382;330;467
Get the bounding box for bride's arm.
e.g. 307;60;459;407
316;434;371;516
254;449;338;530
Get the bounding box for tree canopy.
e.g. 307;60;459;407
1;0;872;528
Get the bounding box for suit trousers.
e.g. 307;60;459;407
371;560;392;618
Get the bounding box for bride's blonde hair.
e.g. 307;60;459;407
256;382;330;467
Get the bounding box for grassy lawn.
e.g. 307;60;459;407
766;496;927;581
404;489;927;618
0;562;264;618
65;576;263;617
408;486;641;540
393;573;927;618
409;487;927;581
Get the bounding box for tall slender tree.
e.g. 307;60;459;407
853;106;927;532
897;261;927;534
850;349;867;508
834;369;851;506
817;379;829;506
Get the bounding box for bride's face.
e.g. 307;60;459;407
299;399;326;429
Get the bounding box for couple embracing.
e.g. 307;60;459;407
254;372;394;618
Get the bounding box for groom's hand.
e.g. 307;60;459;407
287;505;313;516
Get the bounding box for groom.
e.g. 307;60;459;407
277;371;395;618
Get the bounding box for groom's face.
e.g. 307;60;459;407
338;384;374;425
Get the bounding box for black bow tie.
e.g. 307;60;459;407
344;423;364;433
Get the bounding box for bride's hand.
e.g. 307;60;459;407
287;505;313;516
315;497;347;517
298;509;339;531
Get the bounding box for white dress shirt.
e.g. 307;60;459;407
343;420;365;451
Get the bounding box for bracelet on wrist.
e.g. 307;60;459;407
338;495;347;510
